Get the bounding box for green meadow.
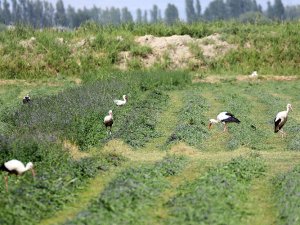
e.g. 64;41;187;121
0;22;300;225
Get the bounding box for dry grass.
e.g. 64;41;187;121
63;140;89;160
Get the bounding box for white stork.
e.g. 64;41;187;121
103;110;113;135
22;93;31;104
0;159;35;191
113;95;128;106
249;71;258;78
209;112;241;132
274;103;293;137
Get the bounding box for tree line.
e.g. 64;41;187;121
0;0;299;28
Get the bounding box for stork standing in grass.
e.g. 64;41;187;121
249;71;258;78
114;95;128;106
22;94;31;104
274;104;293;137
209;112;241;132
0;159;35;191
104;110;113;135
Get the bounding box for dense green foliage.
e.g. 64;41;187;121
273;165;300;225
0;22;300;79
64;155;188;225
166;153;266;224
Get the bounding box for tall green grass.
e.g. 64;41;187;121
1;22;300;79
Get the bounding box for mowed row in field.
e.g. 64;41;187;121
43;78;300;225
1;77;300;225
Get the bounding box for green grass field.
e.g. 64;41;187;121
1;74;300;225
1;22;300;225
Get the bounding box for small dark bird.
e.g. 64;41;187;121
22;94;31;104
209;112;240;132
0;159;35;191
274;104;293;137
103;110;113;135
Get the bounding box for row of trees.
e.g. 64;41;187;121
0;0;299;28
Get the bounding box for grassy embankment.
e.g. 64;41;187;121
0;22;300;79
0;21;300;225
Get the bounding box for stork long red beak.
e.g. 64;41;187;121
208;122;212;129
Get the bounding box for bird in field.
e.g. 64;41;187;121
274;103;293;137
113;95;128;106
103;110;113;135
22;93;31;104
0;159;35;191
249;71;258;78
209;112;241;132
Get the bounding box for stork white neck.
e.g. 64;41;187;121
209;119;219;124
21;162;34;174
286;104;292;113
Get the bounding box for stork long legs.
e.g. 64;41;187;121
279;129;287;138
4;175;8;192
106;127;112;135
223;123;228;132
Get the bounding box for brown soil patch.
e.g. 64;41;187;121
0;79;27;85
193;75;300;83
119;33;236;70
102;139;165;162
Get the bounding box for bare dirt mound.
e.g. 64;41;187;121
119;33;236;70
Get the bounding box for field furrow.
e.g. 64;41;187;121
39;164;128;225
144;90;184;151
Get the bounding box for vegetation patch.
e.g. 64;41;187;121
273;165;300;225
1;22;300;78
63;155;188;225
0;138;127;225
167;89;210;149
165;153;266;224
